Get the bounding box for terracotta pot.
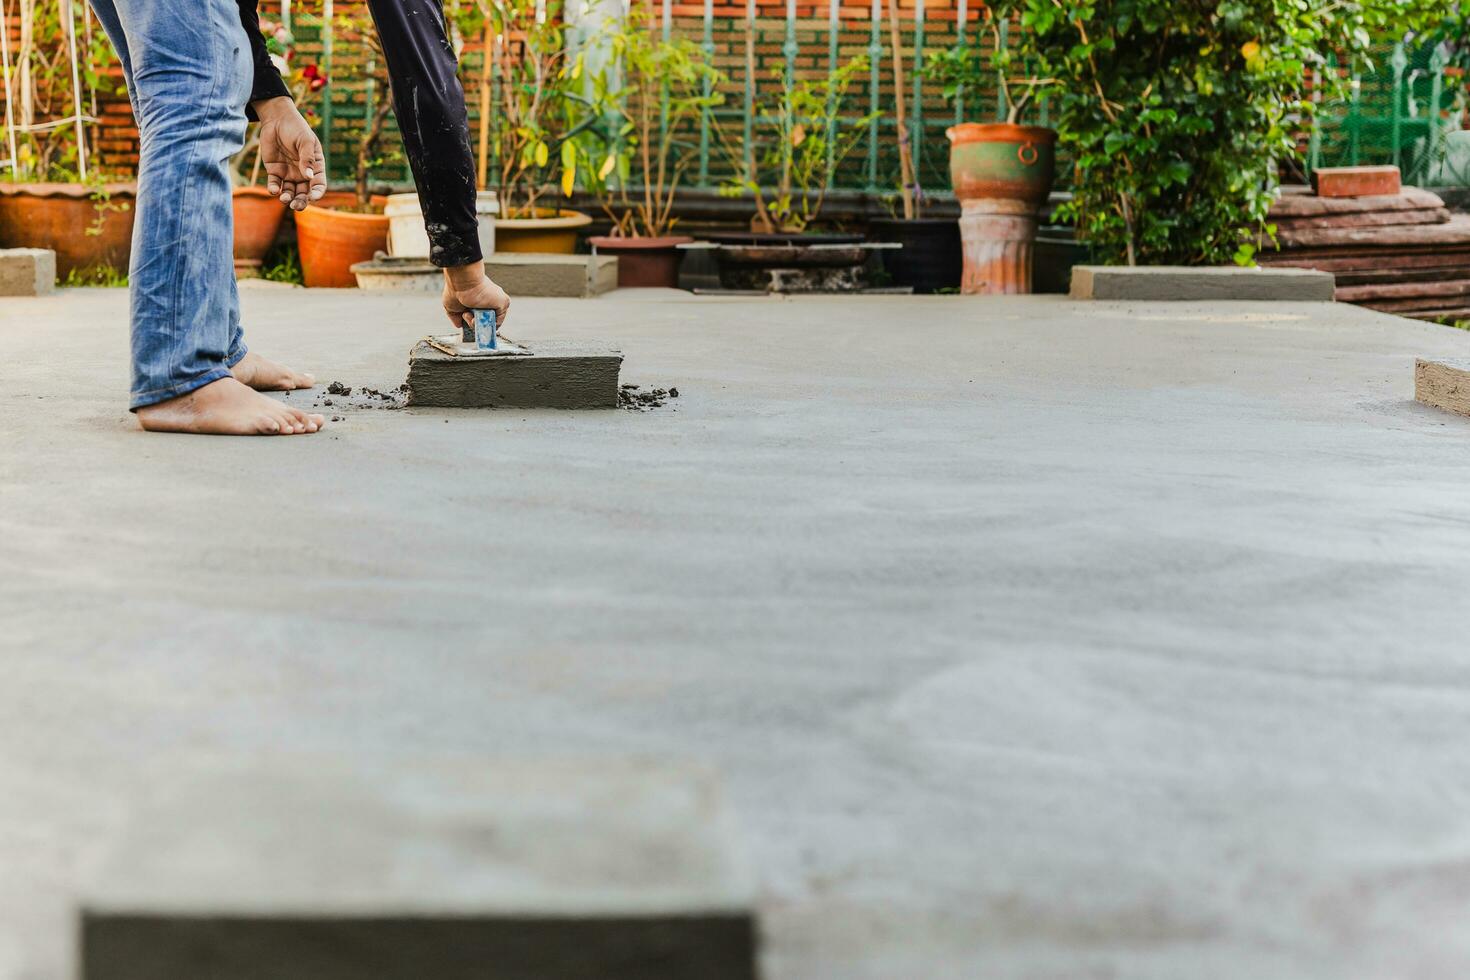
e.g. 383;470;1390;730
293;204;389;288
494;208;592;254
867;217;961;294
0;182;136;278
587;235;693;288
945;123;1057;207
946;124;1057;295
958;198;1038;295
232;186;286;277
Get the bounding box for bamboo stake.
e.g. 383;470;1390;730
477;24;490;190
0;0;19;178
886;0;914;219
62;0;86;179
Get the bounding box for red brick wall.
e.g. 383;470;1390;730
3;0;993;192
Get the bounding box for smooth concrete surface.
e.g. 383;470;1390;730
1070;264;1336;301
6;288;1470;980
0;247;55;297
81;759;755;980
407;340;622;409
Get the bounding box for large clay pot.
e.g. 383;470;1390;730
587;235;693;288
0;182;136;278
867;217;962;294
232;186;286;277
946;124;1057;295
946;123;1057;207
293;204;389;288
494;208;591;254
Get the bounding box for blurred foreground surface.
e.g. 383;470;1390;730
5;287;1470;979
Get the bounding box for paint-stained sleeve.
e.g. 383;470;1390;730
238;0;292;119
365;0;483;267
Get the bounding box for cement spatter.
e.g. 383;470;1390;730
300;383;407;412
619;384;680;412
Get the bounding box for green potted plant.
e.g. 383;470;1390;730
473;0;590;253
291;9;394;287
577;5;724;287
955;0;1448;271
0;0;133;280
924;11;1057;294
711;56;878;289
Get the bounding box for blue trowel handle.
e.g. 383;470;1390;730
465;308;497;349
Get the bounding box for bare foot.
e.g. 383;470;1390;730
231;351;316;391
136;377;326;436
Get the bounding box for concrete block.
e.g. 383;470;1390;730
406;340;622;409
1069;265;1336;302
79;759;756;980
0;247;56;296
485;253;619;297
1415;358;1470;418
1312;165;1401;198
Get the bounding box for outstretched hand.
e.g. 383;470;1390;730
253;96;326;212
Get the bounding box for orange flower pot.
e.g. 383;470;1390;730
494;208;592;254
232;186;285;277
0;182;136;278
293;203;389;288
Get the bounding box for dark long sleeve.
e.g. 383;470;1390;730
237;0;291;117
365;0;482;267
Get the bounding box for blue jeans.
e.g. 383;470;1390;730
87;0;254;409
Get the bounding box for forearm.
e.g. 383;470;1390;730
237;0;291;120
365;0;482;267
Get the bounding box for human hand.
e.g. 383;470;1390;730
443;262;511;332
253;96;326;211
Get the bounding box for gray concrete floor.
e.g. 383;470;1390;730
5;286;1470;979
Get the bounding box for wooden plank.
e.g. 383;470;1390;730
1416;358;1470;417
1333;266;1470;286
1264;214;1470;249
1336;279;1470;304
1403;309;1470;322
1353;294;1470;313
1312;165;1402;198
1259;251;1470;272
1272;208;1450;233
1269;185;1443;216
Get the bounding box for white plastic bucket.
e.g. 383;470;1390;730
386;190;499;259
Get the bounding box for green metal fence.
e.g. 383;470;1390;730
278;0;1017;195
1309;40;1470;187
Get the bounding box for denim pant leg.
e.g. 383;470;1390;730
89;0;253;409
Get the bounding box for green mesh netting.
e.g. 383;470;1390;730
1308;41;1470;188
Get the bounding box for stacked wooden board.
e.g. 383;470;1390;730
1258;186;1470;321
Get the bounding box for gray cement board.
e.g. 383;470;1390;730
0;248;55;297
1414;357;1470;417
80;759;755;980
406;340;622;409
485;254;619;297
1070;264;1336;301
